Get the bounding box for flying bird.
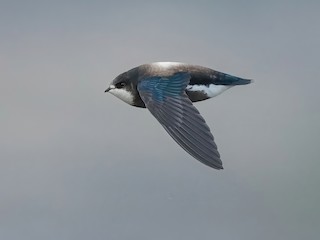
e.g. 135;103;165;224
105;62;251;169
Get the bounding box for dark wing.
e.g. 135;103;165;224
137;72;222;169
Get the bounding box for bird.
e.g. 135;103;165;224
105;62;251;169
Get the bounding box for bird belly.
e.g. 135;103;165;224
186;84;231;102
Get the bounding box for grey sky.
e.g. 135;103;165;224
1;1;320;239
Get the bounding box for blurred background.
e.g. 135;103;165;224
1;0;319;239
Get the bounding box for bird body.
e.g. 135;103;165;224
105;62;251;169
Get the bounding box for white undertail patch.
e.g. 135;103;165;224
154;62;181;68
187;84;231;98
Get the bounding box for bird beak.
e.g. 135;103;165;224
105;85;115;93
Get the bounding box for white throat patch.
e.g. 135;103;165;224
187;84;232;98
109;86;134;105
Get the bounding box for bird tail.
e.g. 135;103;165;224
223;73;253;85
232;77;252;85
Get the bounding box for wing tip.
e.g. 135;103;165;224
218;165;224;170
211;164;224;170
203;159;224;170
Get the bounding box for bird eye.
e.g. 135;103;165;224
116;82;126;88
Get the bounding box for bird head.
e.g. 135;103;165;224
105;70;136;105
105;68;146;108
